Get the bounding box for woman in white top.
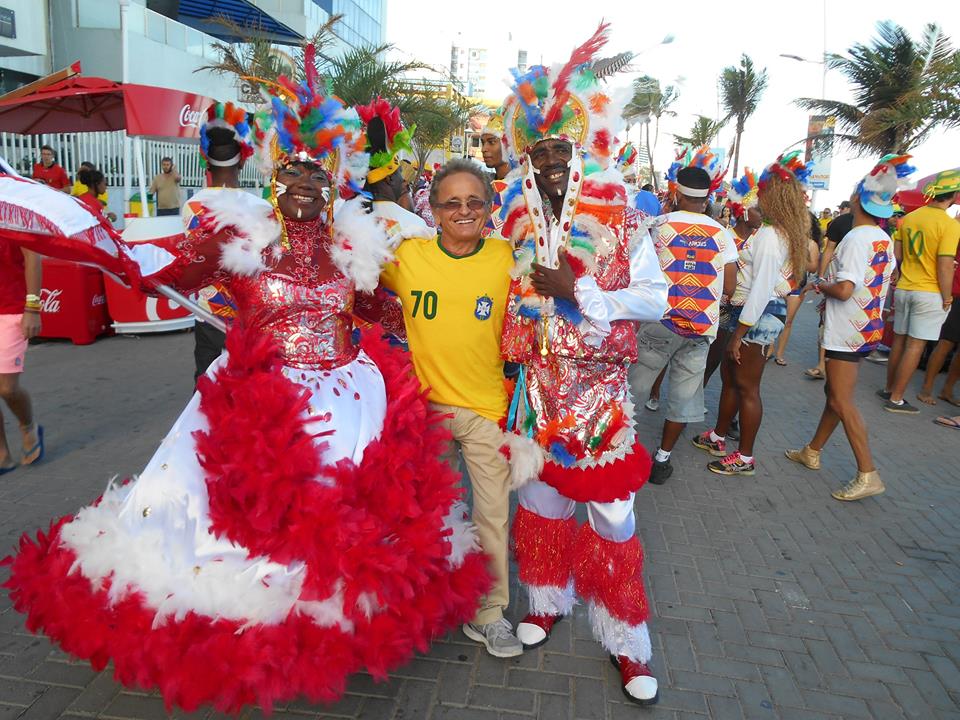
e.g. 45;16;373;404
786;156;914;501
692;152;813;476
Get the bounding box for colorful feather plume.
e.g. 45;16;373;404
200;102;254;168
355;97;415;171
726;168;759;220
858;154;916;219
758;150;813;190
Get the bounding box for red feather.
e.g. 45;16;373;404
542;22;610;131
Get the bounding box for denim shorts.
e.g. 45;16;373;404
724;303;786;348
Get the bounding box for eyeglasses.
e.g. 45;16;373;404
434;197;488;212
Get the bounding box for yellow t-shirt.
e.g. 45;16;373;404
70;180;109;205
896;205;960;293
380;236;514;422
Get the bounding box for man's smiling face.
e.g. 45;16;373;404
530;139;573;198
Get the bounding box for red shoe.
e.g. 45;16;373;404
610;655;659;705
516;613;562;648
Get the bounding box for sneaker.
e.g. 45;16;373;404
831;470;885;501
691;431;726;457
610;655;658;705
515;613;562;649
644;397;660;412
462;618;523;658
865;350;889;364
707;452;755;476
648;458;673;485
883;399;920;414
785;445;821;470
876;388;892;401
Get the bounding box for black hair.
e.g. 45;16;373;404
79;161;95;171
78;168;105;189
640;183;654;192
161;156;173;164
809;211;823;244
205;127;242;165
429;159;494;207
934;190;958;203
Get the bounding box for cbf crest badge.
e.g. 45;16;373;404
474;295;493;320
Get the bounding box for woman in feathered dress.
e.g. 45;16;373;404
1;57;489;714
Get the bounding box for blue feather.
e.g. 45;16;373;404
549;442;577;468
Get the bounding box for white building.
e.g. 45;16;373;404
450;43;486;98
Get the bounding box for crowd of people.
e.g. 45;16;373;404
0;22;957;715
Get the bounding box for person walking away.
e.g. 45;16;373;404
187;102;254;383
879;183;960;413
772;213;822;365
32;145;69;192
0;240;44;475
629;158;737;484
786;155;914;500
692;152;812;476
379;159;521;658
149;156;182;216
74;168;112;223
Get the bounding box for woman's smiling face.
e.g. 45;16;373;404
276;162;330;221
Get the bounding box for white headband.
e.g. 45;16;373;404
207;153;241;168
677;183;710;198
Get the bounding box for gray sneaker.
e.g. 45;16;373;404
884;399;920;414
463;618;523;658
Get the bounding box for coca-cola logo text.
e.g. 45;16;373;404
40;288;62;313
179;104;204;128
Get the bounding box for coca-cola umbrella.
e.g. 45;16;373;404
895;167;960;212
0;73;215;217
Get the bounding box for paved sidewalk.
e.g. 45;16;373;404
1;302;958;719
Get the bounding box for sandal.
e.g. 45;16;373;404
804;368;825;380
934;416;960;430
775;357;788;366
0;460;16;477
21;425;44;466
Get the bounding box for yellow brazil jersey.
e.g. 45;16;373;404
896;205;960;293
380;235;514;422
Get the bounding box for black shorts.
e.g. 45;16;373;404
940;298;960;343
825;349;870;362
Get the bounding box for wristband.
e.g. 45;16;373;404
25;294;40;304
23;307;40;314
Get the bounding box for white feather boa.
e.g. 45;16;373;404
504;433;545;490
331;197;394;292
198;190;281;276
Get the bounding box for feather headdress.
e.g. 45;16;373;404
200;102;254;168
758;150;812;191
857;154;915;219
356;97;415;184
252;44;367;197
501;22;624;173
725;168;759;221
665;145;726;203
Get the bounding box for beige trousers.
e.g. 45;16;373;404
431;403;511;626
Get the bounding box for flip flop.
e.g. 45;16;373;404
21;425;44;466
0;462;16;477
775;358;788;366
804;368;825;380
934;416;960;429
939;395;960;408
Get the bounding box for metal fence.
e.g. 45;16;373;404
0;131;263;191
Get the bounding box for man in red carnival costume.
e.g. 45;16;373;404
497;24;669;705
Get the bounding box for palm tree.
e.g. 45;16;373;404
674;115;726;148
623;76;678;191
796;22;960;155
720;54;768;177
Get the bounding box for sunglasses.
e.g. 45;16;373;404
434;197;488;212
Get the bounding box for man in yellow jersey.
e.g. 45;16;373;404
379;159;520;658
881;188;960;413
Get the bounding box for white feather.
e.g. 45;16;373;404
331;197;394;292
526;582;576;616
588;603;652;663
504;433;545;490
196;190;280;276
442;501;481;568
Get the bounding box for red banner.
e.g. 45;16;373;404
122;84;215;139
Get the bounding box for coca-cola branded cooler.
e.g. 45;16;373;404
108;215;194;334
38;259;111;345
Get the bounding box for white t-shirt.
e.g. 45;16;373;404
730;225;796;326
822;224;897;353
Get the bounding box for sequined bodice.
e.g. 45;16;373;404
231;272;357;370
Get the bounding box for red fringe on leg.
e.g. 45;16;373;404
572;524;649;626
510;505;576;588
539;442;652;503
2;318;491;715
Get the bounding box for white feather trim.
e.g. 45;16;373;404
197;190;280;276
442;500;481;568
588;602;652;663
504;433;545;490
331;197;394;292
526;582;576;616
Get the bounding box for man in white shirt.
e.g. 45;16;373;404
629;166;738;483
